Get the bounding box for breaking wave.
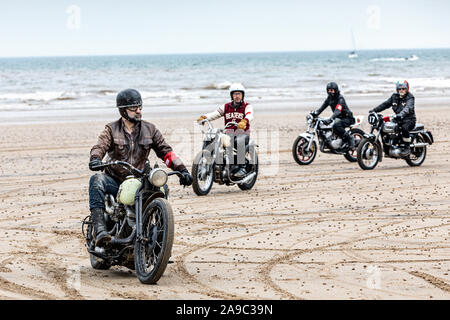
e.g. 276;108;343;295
371;55;419;62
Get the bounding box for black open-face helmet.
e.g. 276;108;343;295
116;89;143;123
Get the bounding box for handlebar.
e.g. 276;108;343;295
199;118;213;130
92;161;182;178
224;121;239;129
92;160;143;175
198;119;239;130
168;171;182;178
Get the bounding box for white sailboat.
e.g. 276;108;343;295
348;29;358;59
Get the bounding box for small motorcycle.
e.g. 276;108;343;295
82;160;182;284
356;112;434;170
192;119;258;196
292;112;365;165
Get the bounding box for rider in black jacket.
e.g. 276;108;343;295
313;82;356;150
370;81;416;155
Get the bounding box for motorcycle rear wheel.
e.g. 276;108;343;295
344;128;365;162
84;215;112;270
405;135;427;167
135;198;174;284
238;153;258;191
90;253;111;270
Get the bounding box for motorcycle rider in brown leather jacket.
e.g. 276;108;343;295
88;89;193;247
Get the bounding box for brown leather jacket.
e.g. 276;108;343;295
90;119;186;182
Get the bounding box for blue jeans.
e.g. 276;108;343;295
89;173;120;210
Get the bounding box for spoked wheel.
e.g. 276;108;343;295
344;129;365;162
292;136;317;165
192;151;214;196
357;138;381;170
135;198;174;284
405;135;427;167
238;152;258;191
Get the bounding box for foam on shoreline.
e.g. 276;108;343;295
1;94;449;126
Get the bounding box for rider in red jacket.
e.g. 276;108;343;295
197;83;254;178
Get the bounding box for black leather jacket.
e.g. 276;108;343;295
373;92;416;122
316;94;354;120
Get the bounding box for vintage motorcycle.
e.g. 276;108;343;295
82;160;182;284
192;119;258;196
356;112;434;170
292;112;365;165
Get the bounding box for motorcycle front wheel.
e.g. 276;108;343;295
134;198;174;284
192;150;214;196
292;136;317;165
357;138;381;170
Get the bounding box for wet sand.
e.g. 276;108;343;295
0;103;449;300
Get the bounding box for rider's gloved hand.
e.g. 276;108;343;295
89;158;103;171
197;115;207;124
311;111;318;118
179;169;193;186
237;119;247;130
393;115;402;122
322;118;333;125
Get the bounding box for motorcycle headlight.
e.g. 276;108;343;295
306;114;313;124
148;169;168;187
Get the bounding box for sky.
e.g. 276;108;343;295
0;0;449;57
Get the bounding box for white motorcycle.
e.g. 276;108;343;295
292;112;365;165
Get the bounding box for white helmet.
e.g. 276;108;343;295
229;83;245;100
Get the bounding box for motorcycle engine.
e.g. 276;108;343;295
389;146;409;158
325;132;342;149
105;194;126;222
330;138;343;150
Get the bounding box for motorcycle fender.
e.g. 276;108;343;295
421;131;434;145
363;133;376;140
377;140;383;162
248;141;258;160
249;140;259;148
142;191;166;211
298;132;314;141
351;115;364;127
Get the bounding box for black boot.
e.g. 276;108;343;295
343;132;355;150
91;208;111;247
234;164;247;179
399;137;412;157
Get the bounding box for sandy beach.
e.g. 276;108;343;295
0;100;449;300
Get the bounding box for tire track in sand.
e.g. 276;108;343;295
409;271;450;293
174;219;320;299
264;221;450;299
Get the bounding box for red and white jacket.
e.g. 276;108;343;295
204;102;254;133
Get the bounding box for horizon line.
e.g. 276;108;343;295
0;47;449;59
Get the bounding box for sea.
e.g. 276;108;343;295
0;48;449;121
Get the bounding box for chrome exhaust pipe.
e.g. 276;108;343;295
239;172;257;185
410;143;428;148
